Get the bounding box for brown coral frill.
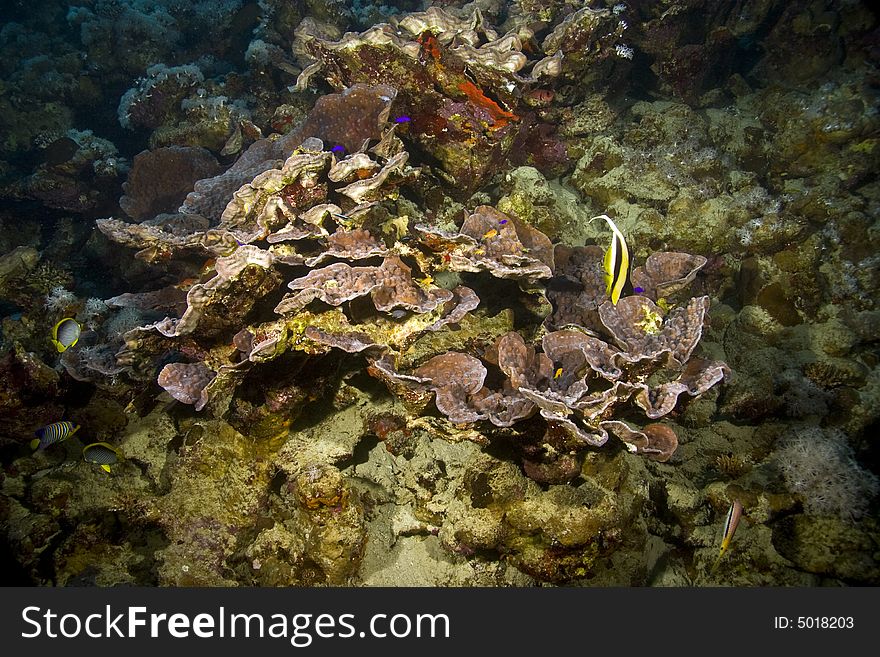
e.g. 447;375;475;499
630;252;708;301
157;361;215;410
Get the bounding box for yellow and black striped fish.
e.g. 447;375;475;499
82;441;123;474
591;214;629;305
31;421;80;450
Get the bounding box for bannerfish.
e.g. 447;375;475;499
82;441;124;474
31;421;80;450
590;214;629;305
712;499;744;572
50;317;82;353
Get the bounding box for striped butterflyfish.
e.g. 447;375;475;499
590;214;629;305
82;441;123;473
31;421;80;450
50;317;82;353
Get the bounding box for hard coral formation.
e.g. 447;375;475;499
292;6;578;192
396;292;726;449
99;73;726;465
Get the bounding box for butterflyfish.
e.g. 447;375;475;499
50;317;82;353
82;441;124;474
31;421;80;450
712;499;743;572
590;214;629;305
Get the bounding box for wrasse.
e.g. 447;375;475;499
712;499;743;572
590;214;629;305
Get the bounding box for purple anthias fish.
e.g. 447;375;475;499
393;116;411;123
331;145;345;154
634;286;645;293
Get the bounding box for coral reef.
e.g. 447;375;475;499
69;66;729;583
291;6;586;192
1;0;879;589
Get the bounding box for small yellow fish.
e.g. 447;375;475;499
554;367;563;379
482;229;498;239
417;275;434;287
50;317;82;353
712;499;743;572
590;214;629;305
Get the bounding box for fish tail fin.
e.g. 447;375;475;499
711;546;727;573
30;438;41;450
69;425;81;438
101;464;111;473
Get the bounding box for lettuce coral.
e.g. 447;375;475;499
95;72;727;474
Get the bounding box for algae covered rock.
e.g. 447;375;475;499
772;514;880;584
155;419;272;586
